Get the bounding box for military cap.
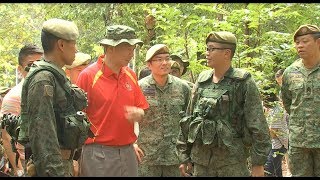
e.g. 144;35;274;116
99;25;143;47
293;24;320;41
0;86;10;95
65;52;91;69
145;44;169;62
171;61;181;70
206;31;237;45
42;18;79;41
170;54;190;76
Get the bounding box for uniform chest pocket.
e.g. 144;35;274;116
202;89;228;99
220;94;230;117
147;98;159;107
288;82;303;91
199;89;228;117
169;98;185;114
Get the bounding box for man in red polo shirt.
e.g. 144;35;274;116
76;25;149;177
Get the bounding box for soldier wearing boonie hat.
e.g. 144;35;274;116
65;52;91;69
137;44;191;176
176;30;271;177
170;60;181;78
64;52;91;83
281;24;320;177
170;54;189;76
76;24;149;177
18;18;89;177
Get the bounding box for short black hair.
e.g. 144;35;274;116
18;44;43;66
41;30;59;53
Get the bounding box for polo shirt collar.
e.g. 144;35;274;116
97;55;126;77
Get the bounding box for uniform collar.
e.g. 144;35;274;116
198;67;234;83
147;74;173;86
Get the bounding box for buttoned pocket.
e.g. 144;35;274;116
288;82;303;91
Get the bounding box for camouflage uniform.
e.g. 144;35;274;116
176;31;271;177
170;54;194;89
137;44;191;176
281;24;320;177
18;19;89;177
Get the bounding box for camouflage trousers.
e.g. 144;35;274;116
138;164;180;177
28;159;73;177
62;159;73;177
190;139;250;177
288;146;320;176
193;161;249;177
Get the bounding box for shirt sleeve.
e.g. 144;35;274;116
26;72;65;176
243;76;271;166
281;71;292;114
176;80;198;164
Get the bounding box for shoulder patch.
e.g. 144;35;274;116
230;68;250;80
198;69;213;83
43;85;54;97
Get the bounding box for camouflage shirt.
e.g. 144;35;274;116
281;59;320;148
19;60;75;176
176;67;271;166
138;74;191;165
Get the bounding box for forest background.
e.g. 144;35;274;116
0;3;319;103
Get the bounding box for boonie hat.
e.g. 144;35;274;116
171;61;181;70
42;18;79;41
170;54;190;76
206;31;237;45
293;24;320;41
65;52;91;69
145;44;169;62
99;25;143;47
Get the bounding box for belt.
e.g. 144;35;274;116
60;149;75;160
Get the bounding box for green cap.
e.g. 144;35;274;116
64;52;91;69
42;18;79;41
171;61;181;70
293;24;320;41
0;86;10;95
145;44;169;62
170;54;189;76
99;25;143;47
206;31;237;45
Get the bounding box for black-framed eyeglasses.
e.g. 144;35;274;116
206;47;229;52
